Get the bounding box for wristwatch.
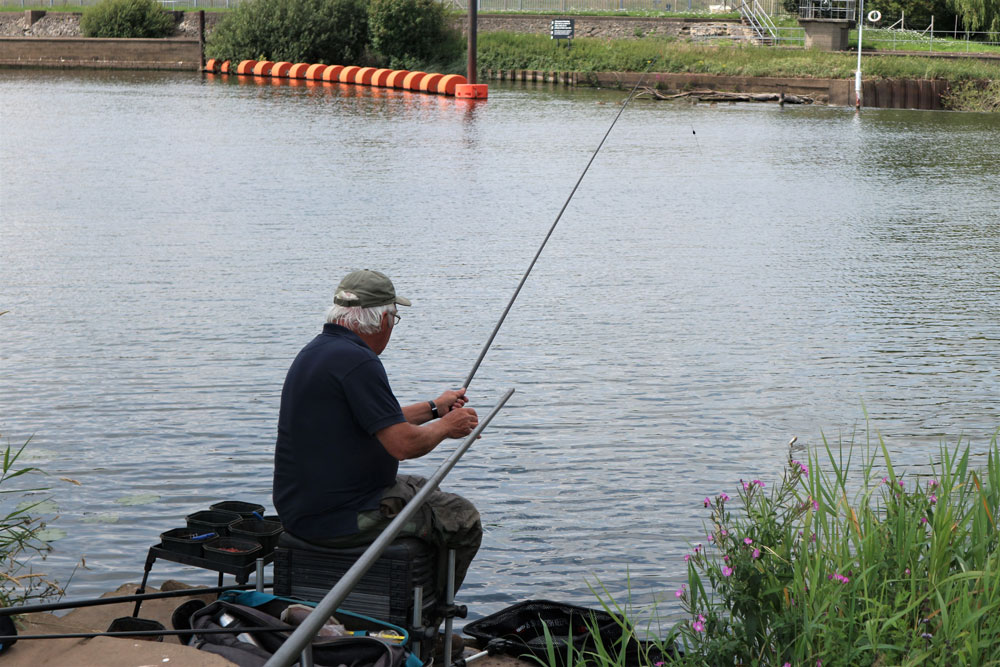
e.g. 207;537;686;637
428;400;440;419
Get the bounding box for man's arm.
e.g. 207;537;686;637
401;388;470;425
377;407;479;460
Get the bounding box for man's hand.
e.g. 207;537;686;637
435;387;469;415
440;407;478;438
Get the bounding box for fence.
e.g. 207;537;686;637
0;0;793;13
862;28;1000;53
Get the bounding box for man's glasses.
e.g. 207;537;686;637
392;312;401;326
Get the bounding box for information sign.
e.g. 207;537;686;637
550;19;575;40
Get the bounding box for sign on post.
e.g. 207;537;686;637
550;19;575;40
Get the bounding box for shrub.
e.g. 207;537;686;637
671;430;1000;664
206;0;368;65
367;0;463;69
80;0;174;39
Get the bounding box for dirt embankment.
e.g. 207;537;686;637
0;11;216;38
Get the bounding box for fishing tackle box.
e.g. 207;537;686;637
273;533;439;630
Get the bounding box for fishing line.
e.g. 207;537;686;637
463;59;659;390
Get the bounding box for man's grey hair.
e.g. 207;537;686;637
326;291;395;334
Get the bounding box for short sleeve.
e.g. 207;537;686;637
341;358;406;435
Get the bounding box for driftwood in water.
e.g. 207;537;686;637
636;86;813;104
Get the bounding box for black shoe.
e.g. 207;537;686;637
433;632;464;663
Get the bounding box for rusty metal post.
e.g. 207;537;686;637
198;10;205;70
467;0;477;84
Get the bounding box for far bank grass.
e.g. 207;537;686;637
479;32;1000;81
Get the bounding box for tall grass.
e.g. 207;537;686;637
478;32;1000;82
0;312;64;608
535;427;1000;665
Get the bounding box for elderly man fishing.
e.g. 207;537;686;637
272;269;483;605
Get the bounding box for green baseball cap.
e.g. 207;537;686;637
334;269;411;308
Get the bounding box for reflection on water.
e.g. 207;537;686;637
1;70;999;622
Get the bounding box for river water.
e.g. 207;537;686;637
1;69;999;624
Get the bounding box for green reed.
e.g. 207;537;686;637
534;426;1000;666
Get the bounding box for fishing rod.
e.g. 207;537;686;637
463;58;659;390
0;581;273;617
0;624;290;643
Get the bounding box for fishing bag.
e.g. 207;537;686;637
189;598;412;667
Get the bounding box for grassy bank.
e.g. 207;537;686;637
478;32;1000;81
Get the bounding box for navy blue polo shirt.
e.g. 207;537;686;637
273;323;405;540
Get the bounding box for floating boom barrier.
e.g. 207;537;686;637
203;59;488;99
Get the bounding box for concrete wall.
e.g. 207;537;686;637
0;36;200;70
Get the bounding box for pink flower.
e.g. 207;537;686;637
723;555;730;562
692;615;706;632
721;566;733;577
744;537;753;545
675;585;686;598
920;517;929;524
905;568;911;575
684;554;691;562
721;529;728;536
827;573;850;584
783;663;791;667
719;492;730;502
708;535;714;543
928;479;939;488
704;497;711;507
752;548;760;559
929;494;937;504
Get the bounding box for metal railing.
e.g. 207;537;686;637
861;27;1000;53
736;0;779;44
798;0;854;21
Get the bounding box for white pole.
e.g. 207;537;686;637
855;0;864;108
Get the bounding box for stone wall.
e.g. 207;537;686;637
0;10;224;38
451;14;750;40
0;36;201;70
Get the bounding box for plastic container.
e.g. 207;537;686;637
203;536;262;567
210;501;266;519
186;510;241;536
160;527;218;557
230;518;283;555
107;616;166;641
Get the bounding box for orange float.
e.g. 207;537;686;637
354;67;377;85
338;66;361;83
370;68;393;87
455;83;489;99
322;65;345;82
419;73;443;93
236;60;258;75
287;63;310;79
402;71;427;90
270;62;292;78
385;70;410;88
203;58;217;72
436;74;467;96
219;60;231;74
253;61;274;76
305;64;328;80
